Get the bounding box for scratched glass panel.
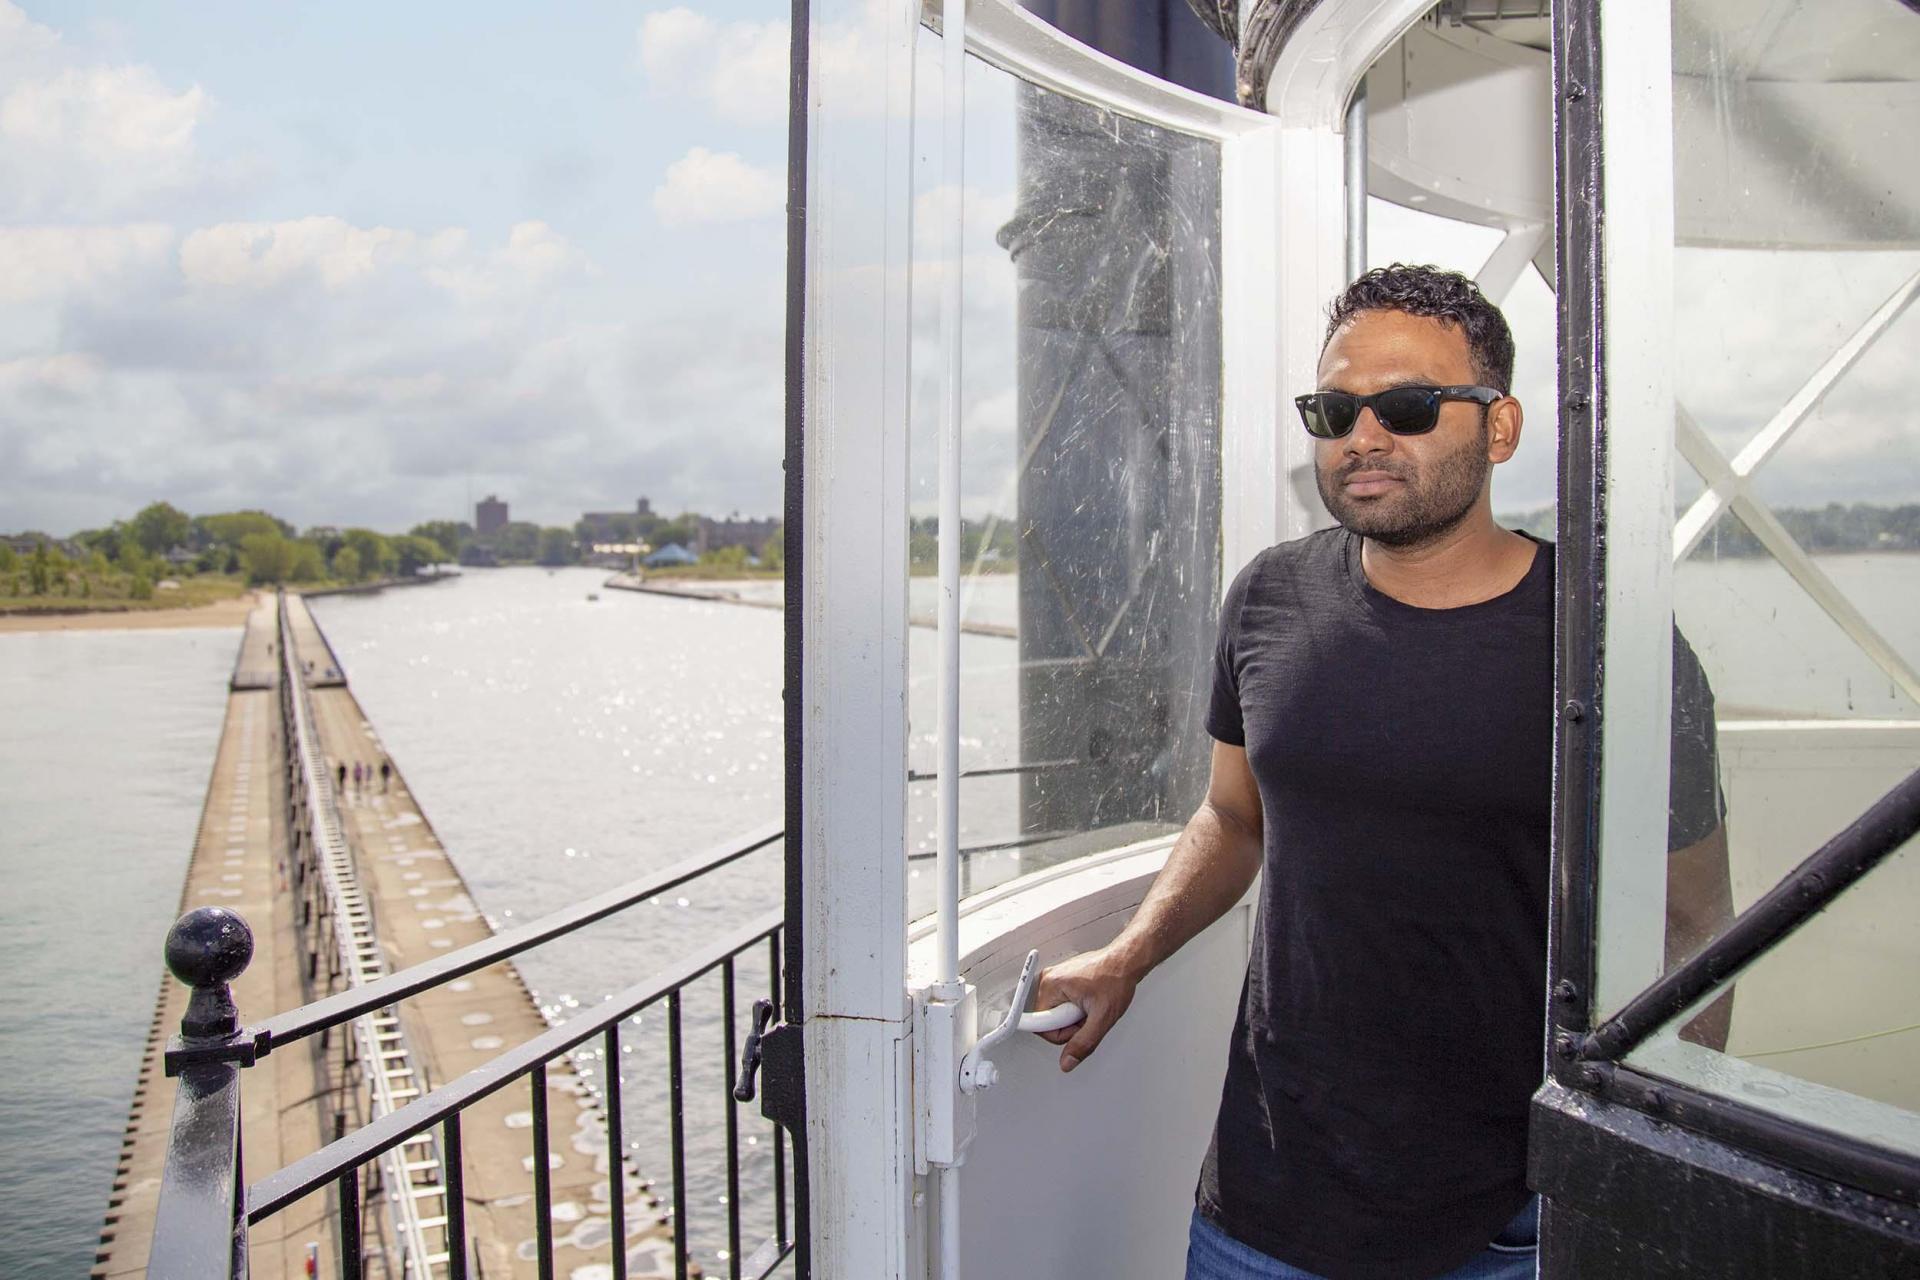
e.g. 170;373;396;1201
1606;0;1920;1149
905;45;1222;919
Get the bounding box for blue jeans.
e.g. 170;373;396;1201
1185;1199;1539;1280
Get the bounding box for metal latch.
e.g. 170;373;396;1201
735;999;804;1136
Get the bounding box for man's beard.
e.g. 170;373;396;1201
1315;426;1491;549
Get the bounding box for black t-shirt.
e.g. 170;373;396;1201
1197;528;1720;1280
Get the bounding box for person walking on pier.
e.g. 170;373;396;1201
336;761;347;793
380;759;392;793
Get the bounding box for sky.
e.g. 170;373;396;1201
0;1;1913;538
0;0;793;534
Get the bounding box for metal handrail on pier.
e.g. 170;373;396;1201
275;592;442;1274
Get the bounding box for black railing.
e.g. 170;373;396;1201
151;850;796;1280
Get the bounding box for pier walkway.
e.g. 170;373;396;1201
229;592;279;690
283;593;346;687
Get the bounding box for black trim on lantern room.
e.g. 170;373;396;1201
1540;0;1920;1255
780;0;812;1275
1546;0;1604;1080
1532;1079;1920;1277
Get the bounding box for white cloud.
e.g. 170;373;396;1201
0;3;209;217
636;3;885;126
175;217;591;298
0;2;59;77
1;65;204;154
638;8;790;126
179;217;421;291
652;147;783;229
0;223;173;303
0;351;107;399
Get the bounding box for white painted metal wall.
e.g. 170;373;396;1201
905;843;1254;1279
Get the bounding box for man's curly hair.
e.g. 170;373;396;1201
1324;264;1516;394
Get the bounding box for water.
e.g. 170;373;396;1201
311;568;790;1271
0;628;235;1276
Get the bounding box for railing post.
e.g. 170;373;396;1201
149;906;257;1280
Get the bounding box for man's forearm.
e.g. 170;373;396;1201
1107;802;1263;982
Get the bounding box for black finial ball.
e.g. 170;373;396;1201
165;907;255;990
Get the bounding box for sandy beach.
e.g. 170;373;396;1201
0;593;256;633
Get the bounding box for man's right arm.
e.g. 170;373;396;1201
1032;739;1264;1072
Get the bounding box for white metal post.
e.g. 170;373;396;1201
936;0;967;1000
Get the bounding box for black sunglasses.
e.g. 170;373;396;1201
1294;384;1503;439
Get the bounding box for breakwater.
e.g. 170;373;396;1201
95;592;672;1278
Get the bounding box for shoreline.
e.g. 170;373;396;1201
0;592;257;634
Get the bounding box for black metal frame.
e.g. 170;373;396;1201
1537;0;1920;1270
777;0;813;1274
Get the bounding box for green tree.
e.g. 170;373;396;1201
129;573;154;600
197;510;290;549
0;543;15;574
87;550;111;577
290;541;326;582
701;544;748;570
392;534;446;576
116;542;156;580
306;527;346;563
75;523;129;563
410;521;471;558
496;521;540;562
28;540;53;595
759;531;784;571
341;528;396;580
239;532;297;585
332;546;363;582
130;501;192;555
536;527;576;566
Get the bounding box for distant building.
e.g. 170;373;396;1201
577;498;651;549
644;542;699;568
4;532;85;561
476;495;509;536
695;514;780;556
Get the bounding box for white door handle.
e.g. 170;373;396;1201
958;950;1083;1093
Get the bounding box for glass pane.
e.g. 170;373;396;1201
1625;834;1920;1155
1597;0;1920;1148
905;43;1223;920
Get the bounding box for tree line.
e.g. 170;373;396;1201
1;502;454;597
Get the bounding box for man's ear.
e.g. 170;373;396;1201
1487;396;1523;464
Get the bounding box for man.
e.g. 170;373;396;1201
1034;265;1729;1279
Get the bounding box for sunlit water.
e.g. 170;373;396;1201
313;567;790;1270
0;629;234;1276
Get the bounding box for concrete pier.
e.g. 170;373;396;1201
96;595;679;1278
93;606;332;1279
